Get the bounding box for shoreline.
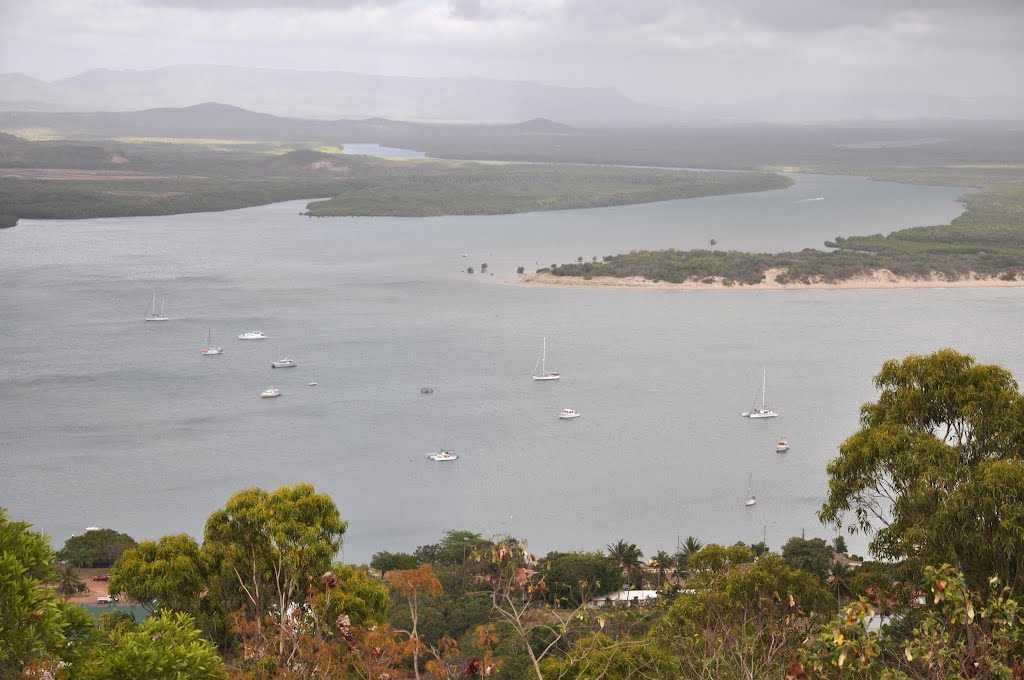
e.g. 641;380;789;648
518;269;1024;292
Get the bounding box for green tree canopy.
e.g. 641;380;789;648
540;552;624;606
109;533;206;614
658;553;833;678
686;542;755;575
59;528;138;567
819;349;1024;595
78;611;226;680
203;484;347;659
371;550;419;576
781;536;835;581
415;530;491;566
0;508;92;675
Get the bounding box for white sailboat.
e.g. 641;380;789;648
741;367;778;418
745;474;757;506
144;291;168;321
776;437;790;452
532;337;560;381
200;329;222;355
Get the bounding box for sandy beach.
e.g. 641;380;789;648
518;268;1024;291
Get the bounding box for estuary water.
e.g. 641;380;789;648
1;173;1017;562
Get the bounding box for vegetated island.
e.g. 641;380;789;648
0;131;792;221
526;165;1024;290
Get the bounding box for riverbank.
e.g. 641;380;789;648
520;269;1024;291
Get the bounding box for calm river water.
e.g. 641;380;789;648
1;174;1017;562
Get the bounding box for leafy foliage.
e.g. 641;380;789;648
371;550;419;576
781;536;836;581
539;552;624;607
819;349;1024;596
109;533;206;614
658;554;833;678
59;528;138;568
78;610;226;680
0;508;80;675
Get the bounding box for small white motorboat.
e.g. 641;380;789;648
427;450;458;461
558;408;581;419
260;387;281;398
776;437;790;452
271;357;297;369
239;331;268;340
308;382;318;387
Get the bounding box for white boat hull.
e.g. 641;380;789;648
533;374;560;381
145;316;168;322
201;348;223;355
427;452;458;461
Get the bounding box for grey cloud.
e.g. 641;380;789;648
132;0;403;9
718;0;1024;34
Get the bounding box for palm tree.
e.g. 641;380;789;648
651;550;672;588
607;539;645;588
53;562;86;599
674;536;703;577
828;561;853;604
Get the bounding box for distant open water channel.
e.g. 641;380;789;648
1;171;1011;563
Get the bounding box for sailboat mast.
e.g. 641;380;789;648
542;337;547;374
762;367;767;409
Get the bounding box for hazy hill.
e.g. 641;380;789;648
0;103;586;146
0;66;678;125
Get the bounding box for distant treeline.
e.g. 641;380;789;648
0;134;792;220
545;168;1024;285
0;214;17;228
305;163;792;217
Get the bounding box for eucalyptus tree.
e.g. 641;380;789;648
819;349;1024;597
203;484;348;657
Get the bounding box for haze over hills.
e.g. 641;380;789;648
3;65;1023;124
0;65;680;125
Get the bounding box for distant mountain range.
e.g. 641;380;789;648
0;102;586;144
0;65;681;125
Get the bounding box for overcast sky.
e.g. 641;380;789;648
2;0;1023;110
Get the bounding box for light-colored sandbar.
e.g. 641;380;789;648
519;268;1024;291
